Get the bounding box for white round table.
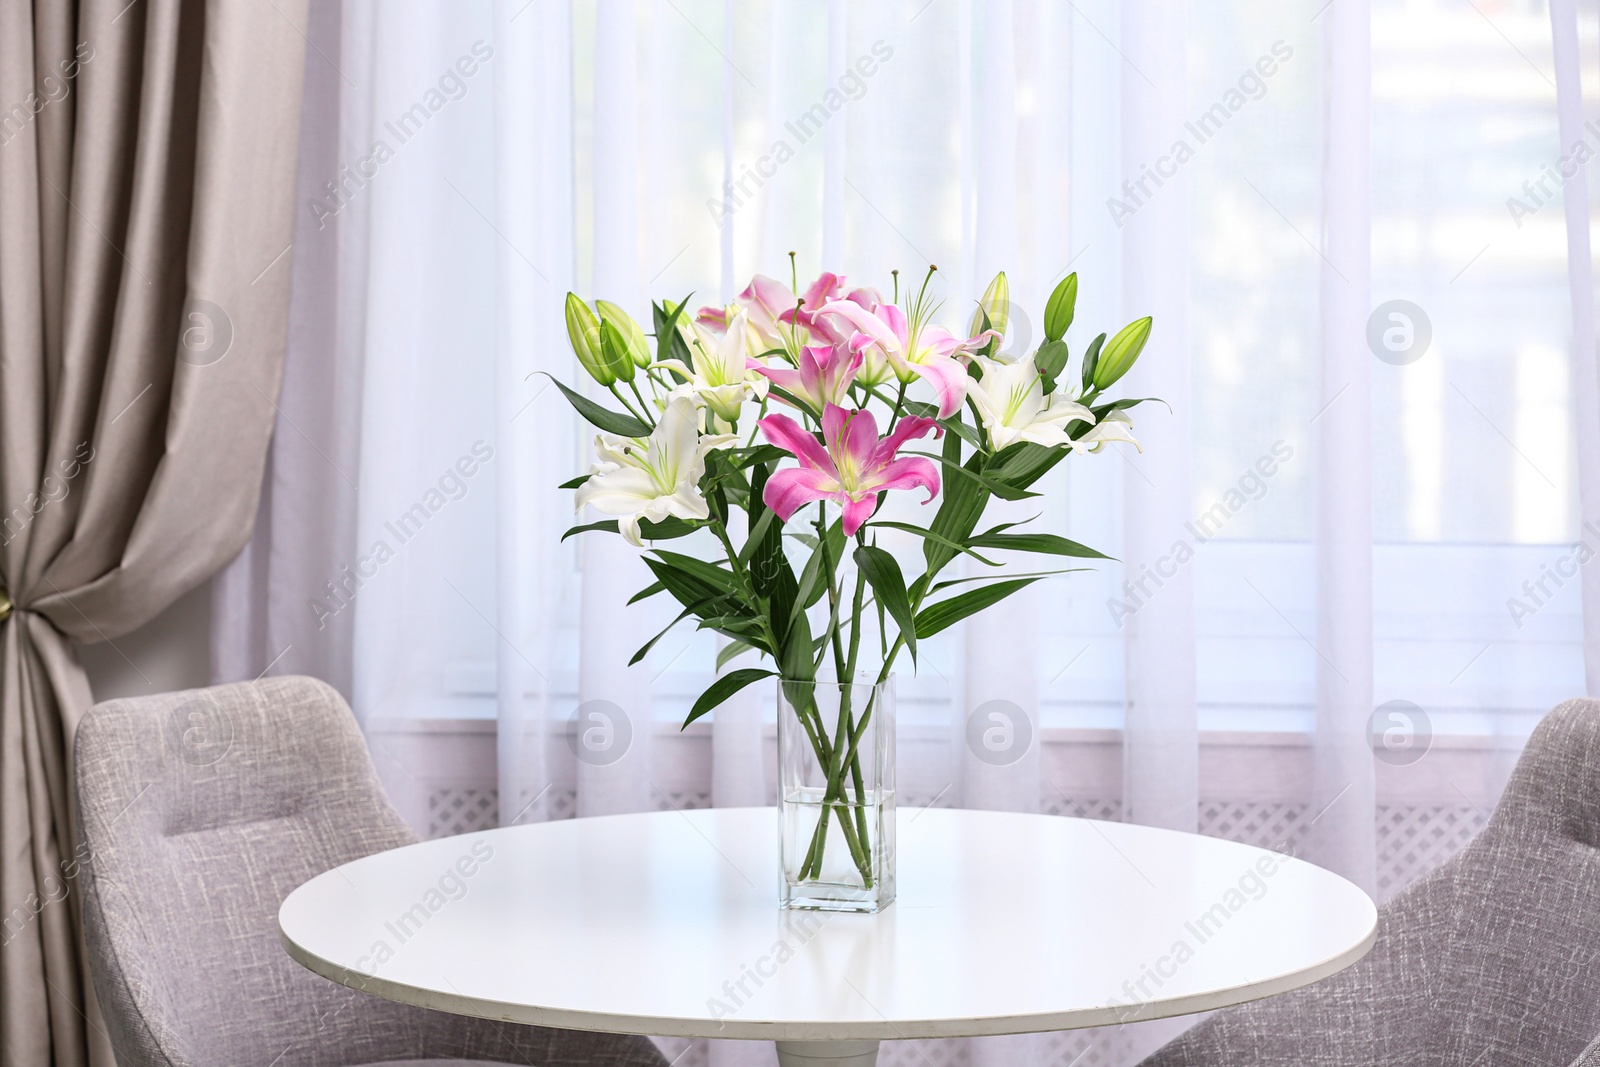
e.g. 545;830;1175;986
280;807;1376;1067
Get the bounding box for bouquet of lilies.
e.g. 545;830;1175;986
556;260;1152;888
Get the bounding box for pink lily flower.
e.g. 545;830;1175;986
735;273;800;351
759;404;941;536
694;304;732;329
780;272;852;344
820;299;995;419
749;343;862;414
697;273;846;355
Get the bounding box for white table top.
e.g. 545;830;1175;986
279;807;1376;1042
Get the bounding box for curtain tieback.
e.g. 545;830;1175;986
0;586;12;622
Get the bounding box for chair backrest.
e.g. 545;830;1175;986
1142;697;1600;1066
75;676;427;1067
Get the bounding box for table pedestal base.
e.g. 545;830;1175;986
774;1040;880;1066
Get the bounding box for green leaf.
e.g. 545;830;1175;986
854;544;917;661
892;397;984;449
942;418;984;449
928;568;1086;594
783;603;816;682
697;615;771;639
630;603;702;666
561;516;698;542
560;520;614;541
539;373;651;437
716;640;756;671
1090;396;1166;419
1080;332;1107;393
985;443;1068;492
792;519;844;618
869;520;999;567
736;508;778;567
652;295;693;366
924;450;989;574
943;410;964;465
650;550;746;599
682;668;776;729
977;515;1038;538
793;543;829;615
902;451;1039;501
1044;272;1078;342
627;581;665;605
914;577;1048;639
967;531;1113;560
558;474;589;490
726;444;788;471
747;460;799;651
642;555;744;619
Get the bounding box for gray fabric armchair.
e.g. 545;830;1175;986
1142;697;1600;1067
74;675;667;1067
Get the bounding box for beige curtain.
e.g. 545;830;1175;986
0;0;308;1063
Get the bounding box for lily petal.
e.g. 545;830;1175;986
799;272;844;310
823;404;880;473
873;456;940;503
908;355;970;419
758;412;834;471
575;466;660;512
764;466;840;521
820;299;902;355
840;492;879;537
876;414;941;465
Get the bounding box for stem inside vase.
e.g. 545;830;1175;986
780;676;895;910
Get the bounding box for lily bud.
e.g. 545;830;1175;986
1092;316;1153;390
565;293;614;386
968;271;1009;338
596;300;652;368
1043;272;1078;342
599;319;638;383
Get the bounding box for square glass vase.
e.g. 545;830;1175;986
777;674;895;913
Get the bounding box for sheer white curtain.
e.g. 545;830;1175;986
215;2;1595;1065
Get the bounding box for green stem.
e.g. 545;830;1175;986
626;376;651;419
841;559;872;861
791;513;878;885
885;381;908;435
710;521;781;664
802;801;831;879
608;384;650;427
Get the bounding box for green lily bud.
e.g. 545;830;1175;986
599;319;638;383
596;300;652;369
1035;338;1070;388
1092;316;1153;390
565;293;615;386
968;271;1009;338
1043;272;1078;342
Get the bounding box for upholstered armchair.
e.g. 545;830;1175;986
1142;698;1600;1067
74;675;666;1067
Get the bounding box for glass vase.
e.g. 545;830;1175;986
777;674;895;913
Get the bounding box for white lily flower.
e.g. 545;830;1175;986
575;396;737;546
1069;409;1143;454
967;354;1095;451
654;310;768;424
